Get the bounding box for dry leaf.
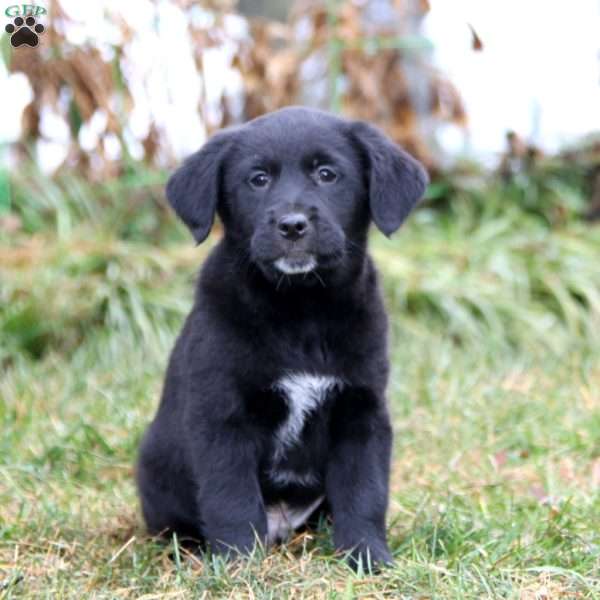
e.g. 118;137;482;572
468;23;484;51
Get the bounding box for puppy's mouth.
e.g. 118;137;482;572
273;255;317;275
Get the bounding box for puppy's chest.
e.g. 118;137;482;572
272;373;340;448
242;373;341;544
261;372;343;487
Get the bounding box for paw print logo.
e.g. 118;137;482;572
5;15;45;48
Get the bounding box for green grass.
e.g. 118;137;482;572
1;165;600;598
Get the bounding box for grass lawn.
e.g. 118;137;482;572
1;169;599;598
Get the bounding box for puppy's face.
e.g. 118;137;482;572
224;115;367;281
166;107;428;286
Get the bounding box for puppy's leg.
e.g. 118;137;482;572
191;423;267;556
137;457;200;541
326;388;393;571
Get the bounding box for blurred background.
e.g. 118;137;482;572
1;1;600;596
2;0;600;358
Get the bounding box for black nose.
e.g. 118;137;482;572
277;213;309;241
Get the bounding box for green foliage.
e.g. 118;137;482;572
3;160;599;362
8;162;171;241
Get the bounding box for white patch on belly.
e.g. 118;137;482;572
272;373;342;459
267;468;320;488
266;495;324;544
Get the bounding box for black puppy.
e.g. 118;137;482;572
136;107;427;569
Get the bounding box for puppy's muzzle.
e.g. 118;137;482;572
272;211;316;275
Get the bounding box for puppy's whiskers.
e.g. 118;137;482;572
312;270;326;288
275;273;286;292
346;238;366;258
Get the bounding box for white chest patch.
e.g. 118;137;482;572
266;495;324;544
272;373;342;459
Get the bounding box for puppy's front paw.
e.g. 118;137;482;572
345;542;394;573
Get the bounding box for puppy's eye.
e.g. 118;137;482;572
249;172;270;188
317;167;337;183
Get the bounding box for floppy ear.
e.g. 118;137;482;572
349;121;428;237
166;130;232;243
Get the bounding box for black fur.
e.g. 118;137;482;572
136;107;428;569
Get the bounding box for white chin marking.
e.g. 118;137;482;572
274;256;317;275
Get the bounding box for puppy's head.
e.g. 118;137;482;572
166;107;427;285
